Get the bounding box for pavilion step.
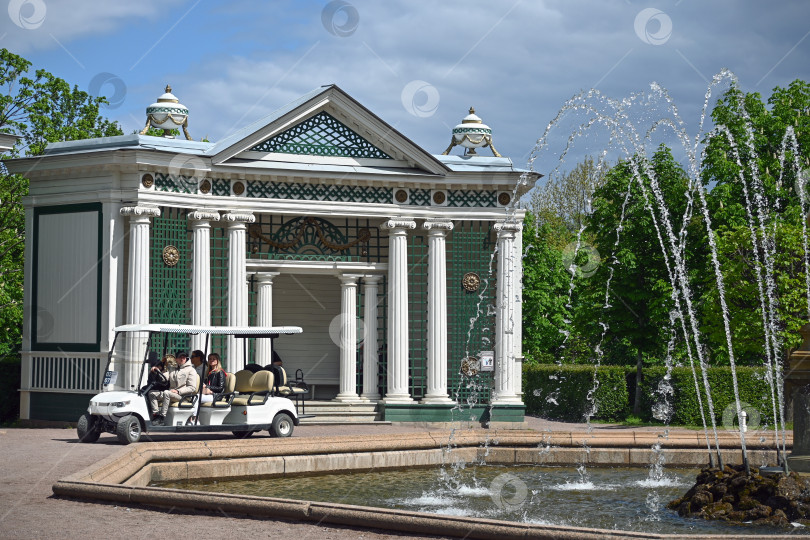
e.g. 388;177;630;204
295;402;382;423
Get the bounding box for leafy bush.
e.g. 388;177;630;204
523;364;629;421
638;365;775;427
523;363;776;426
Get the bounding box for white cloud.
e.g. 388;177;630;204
51;0;809;180
2;0;187;53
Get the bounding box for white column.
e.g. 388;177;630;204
422;218;454;404
120;206;160;391
514;220;524;400
223;211;255;370
255;272;279;366
380;218;416;403
361;274;382;401
492;220;523;405
335;274;363;402
188;210;219;352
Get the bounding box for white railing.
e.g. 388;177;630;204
21;351;108;393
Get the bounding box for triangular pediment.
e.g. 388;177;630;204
249;111;392;160
207;85;448;175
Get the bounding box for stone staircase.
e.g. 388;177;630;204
295;400;387;425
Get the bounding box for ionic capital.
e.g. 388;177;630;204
339;273;364;286
222;212;256;225
494;220;523;236
120;205;160;219
380;218;416;231
422;218;454;232
187;210;221;222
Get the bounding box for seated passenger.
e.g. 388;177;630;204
188;352;226;424
142;352;169;392
190;349;205;379
148;351;198;426
243;363;263;373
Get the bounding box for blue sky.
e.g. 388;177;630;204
3;0;809;183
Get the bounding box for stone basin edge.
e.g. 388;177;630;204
52;429;796;540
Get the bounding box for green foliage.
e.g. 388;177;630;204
698;80;810;364
530;155;607;233
523;363;774;427
523;363;629;421
521;80;810;374
578;146;693;365
521;212;578;360
637;366;775;427
0;48;122;359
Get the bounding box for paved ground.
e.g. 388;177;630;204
0;418;758;540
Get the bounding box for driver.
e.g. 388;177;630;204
148;351;199;426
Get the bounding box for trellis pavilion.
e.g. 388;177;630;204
9;84;537;423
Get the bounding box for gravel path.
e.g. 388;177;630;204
0;418;719;540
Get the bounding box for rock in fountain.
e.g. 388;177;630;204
668;465;810;527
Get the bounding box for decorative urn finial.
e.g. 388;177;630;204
140;84;192;140
441;106;501;157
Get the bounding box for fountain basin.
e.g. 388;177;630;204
53;430;793;539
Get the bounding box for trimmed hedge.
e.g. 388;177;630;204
524;363;775;426
0;356;21;424
523;364;629;422
637;366;775;427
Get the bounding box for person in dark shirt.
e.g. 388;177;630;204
188;352;226;424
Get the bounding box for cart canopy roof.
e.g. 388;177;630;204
113;324;302;336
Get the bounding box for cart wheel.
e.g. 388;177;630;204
115;415;142;444
231;430;255;439
77;413;100;443
270;412;294;437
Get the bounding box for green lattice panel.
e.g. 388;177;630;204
212;178;230;197
150;207;192;353
245;180;392;204
154;173;197;194
409;188;431;206
210;224;229;366
408;234;428;399
445;190;498;208
446;221;495;404
250;111;392;159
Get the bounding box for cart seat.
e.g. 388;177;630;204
231;370;274;406
271;366;309;414
200;372;236;408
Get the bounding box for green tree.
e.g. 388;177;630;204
583;146;693;412
530;156;607;233
522;211;578;362
0;48;122;358
701;80;810;362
